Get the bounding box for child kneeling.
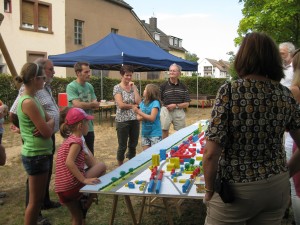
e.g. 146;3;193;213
55;107;106;225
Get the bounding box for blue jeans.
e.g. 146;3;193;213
22;155;50;176
116;120;140;161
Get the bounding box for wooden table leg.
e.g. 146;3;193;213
109;195;119;225
124;195;137;225
137;196;146;224
162;198;174;225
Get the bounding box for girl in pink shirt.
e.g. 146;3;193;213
55;107;106;225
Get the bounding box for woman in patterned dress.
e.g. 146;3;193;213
203;32;300;225
113;65;141;166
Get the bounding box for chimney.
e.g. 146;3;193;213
141;20;145;23
149;17;157;30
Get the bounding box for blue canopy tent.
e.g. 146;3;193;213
49;33;198;72
49;33;199;103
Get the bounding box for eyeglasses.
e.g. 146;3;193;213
35;76;46;81
293;48;300;57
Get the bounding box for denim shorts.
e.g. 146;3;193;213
22;155;51;175
141;136;162;147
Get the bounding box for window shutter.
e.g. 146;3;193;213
38;4;49;28
22;1;34;25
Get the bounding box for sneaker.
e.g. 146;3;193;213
37;215;51;225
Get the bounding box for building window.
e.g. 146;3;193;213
111;28;118;34
27;51;47;62
74;19;84;45
169;37;174;46
179;40;182;48
21;0;52;32
154;32;160;41
4;0;12;13
174;38;178;46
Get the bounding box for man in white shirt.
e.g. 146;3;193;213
279;42;295;87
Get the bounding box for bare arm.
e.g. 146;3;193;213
290;86;300;103
114;93;138;110
71;99;99;110
288;129;300;176
203;140;222;201
66;143;100;185
131;83;141;105
166;102;190;111
22;98;53;138
133;106;158;122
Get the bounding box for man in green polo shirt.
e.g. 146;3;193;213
66;62;99;154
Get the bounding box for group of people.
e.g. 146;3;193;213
4;58;190;225
203;32;300;225
7;59;106;225
4;31;300;225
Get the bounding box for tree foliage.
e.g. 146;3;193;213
227;51;239;80
185;52;199;63
236;0;300;47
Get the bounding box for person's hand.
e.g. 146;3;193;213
166;104;177;111
91;102;100;109
132;105;139;113
129;81;134;87
33;128;41;137
10;125;20;134
204;191;214;203
83;177;101;185
137;114;143;121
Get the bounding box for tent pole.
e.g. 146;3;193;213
197;72;199;111
101;70;103;100
139;73;141;95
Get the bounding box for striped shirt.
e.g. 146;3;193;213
55;135;85;193
160;79;190;106
10;84;60;132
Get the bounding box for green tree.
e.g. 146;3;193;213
235;0;300;47
185;52;199;63
227;51;239;80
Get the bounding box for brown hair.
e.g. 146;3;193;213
74;62;89;73
15;62;44;84
234;32;284;81
144;84;161;106
59;107;81;138
120;65;134;75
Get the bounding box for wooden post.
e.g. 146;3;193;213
0;13;21;90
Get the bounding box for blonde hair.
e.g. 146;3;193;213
292;50;300;86
144;84;161;106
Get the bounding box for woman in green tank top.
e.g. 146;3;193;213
16;62;54;225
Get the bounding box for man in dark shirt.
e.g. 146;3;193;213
160;63;190;139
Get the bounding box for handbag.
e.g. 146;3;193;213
214;177;235;203
214;82;235;203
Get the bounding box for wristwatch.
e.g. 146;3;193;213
176;104;179;109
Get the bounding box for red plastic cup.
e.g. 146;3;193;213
58;93;68;108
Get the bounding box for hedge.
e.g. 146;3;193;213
0;74;226;108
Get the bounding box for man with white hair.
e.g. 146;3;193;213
160;63;190;139
279;42;295;87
